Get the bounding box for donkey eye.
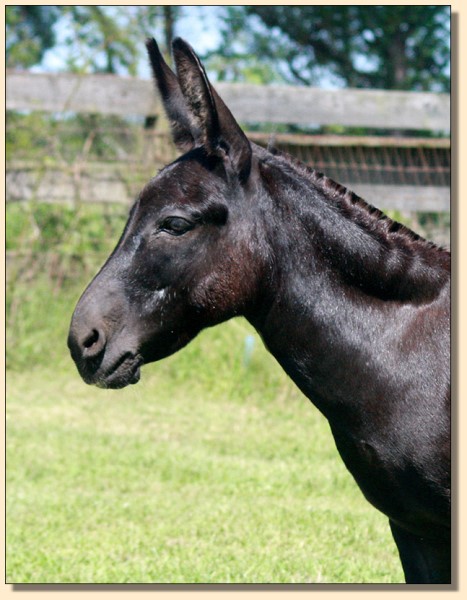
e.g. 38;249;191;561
160;217;194;235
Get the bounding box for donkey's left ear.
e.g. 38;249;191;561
172;38;252;182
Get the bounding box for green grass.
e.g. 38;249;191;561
6;262;403;583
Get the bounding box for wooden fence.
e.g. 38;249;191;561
6;70;450;213
6;70;450;130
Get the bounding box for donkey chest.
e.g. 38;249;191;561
328;423;450;535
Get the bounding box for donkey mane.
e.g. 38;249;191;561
264;145;450;265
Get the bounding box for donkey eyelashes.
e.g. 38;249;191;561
158;216;192;235
156;203;229;238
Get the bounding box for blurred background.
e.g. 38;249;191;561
6;5;451;584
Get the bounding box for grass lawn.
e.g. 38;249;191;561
6;311;403;583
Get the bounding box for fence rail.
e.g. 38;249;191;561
6;160;450;213
6;70;451;215
6;69;450;131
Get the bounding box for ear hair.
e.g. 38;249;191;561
145;38;195;152
172;38;221;152
171;38;252;183
147;36;252;183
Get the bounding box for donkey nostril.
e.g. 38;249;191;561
83;329;100;350
81;328;106;359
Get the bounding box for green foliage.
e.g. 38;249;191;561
6;5;450;92
6;112;51;161
6;5;181;75
217;6;450;91
203;15;286;85
6;202;126;257
205;52;282;85
6;202;128;371
6;110;154;168
62;6;140;75
6;5;59;68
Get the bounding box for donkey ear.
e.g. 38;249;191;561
172;38;252;182
145;38;195;152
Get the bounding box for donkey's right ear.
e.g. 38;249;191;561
145;38;195;152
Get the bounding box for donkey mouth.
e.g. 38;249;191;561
94;352;143;389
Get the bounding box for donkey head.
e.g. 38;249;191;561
68;38;267;388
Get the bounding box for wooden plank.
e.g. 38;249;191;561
6;164;450;212
6;70;450;131
247;132;451;148
6;70;161;116
6;165;138;206
219;83;450;132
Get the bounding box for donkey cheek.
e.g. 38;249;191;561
191;269;252;321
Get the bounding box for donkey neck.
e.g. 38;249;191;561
255;149;449;305
248;150;450;424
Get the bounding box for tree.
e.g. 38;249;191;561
6;5;181;75
64;5;181;74
215;6;450;91
6;5;60;68
61;6;140;75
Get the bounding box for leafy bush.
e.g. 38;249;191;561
6;202;128;370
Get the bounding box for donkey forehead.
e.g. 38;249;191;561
139;153;225;210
